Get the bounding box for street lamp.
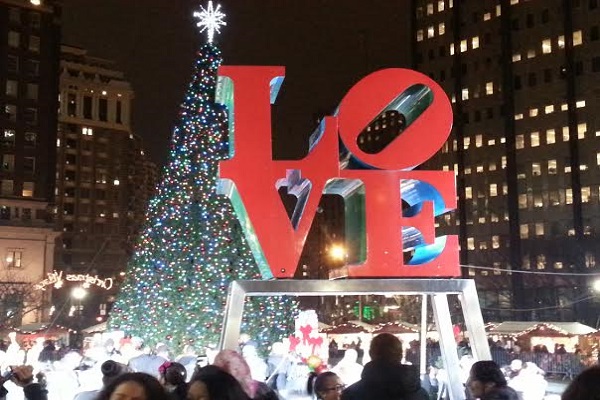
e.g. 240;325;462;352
592;279;600;293
71;286;87;300
328;244;347;262
71;286;87;349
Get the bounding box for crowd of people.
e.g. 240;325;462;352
0;330;599;400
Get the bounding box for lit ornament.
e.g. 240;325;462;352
193;1;226;44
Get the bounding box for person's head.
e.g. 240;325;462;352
369;333;403;364
100;360;130;387
158;361;187;386
188;365;250;400
467;361;507;399
562;365;600;400
212;350;254;398
96;372;169;400
311;371;344;400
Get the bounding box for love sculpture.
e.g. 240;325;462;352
216;67;490;400
217;67;458;279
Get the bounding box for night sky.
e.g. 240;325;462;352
61;1;410;165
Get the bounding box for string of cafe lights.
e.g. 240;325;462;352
461;264;600;277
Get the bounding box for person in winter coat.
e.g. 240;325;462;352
341;333;428;400
467;361;519;400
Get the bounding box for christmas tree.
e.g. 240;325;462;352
109;1;296;351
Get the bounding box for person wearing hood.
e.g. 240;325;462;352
341;333;428;400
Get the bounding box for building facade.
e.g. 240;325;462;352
411;0;600;323
54;45;156;327
0;0;61;326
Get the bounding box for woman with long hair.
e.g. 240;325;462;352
96;372;170;400
187;365;250;400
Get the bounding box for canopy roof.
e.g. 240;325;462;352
488;321;596;337
372;321;420;334
323;322;369;334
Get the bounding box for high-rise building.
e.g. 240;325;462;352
411;0;600;323
0;0;61;326
54;45;156;327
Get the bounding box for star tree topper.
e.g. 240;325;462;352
193;1;227;43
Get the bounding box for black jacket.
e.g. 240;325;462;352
1;383;48;400
341;361;428;400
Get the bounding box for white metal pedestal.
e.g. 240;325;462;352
219;279;491;400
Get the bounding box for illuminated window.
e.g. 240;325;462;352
536;254;546;269
580;164;588;171
467;237;475;250
558;35;565;49
437;0;445;11
529;108;538;117
22;182;34;197
548;160;557;174
460;40;468;52
554;262;563;269
428;26;435;38
488;139;496;146
582;186;591;203
427;3;434;15
417;30;424;42
502;156;506;169
489;162;497;171
565;166;572;173
450;43;455;55
472;36;480;49
465;187;472;199
485;82;493;95
573;30;583;46
462;88;469;100
492;236;500;249
490;184;498;196
546;129;556;144
549;191;560;206
510;0;519;4
597;152;600;166
516;135;525;149
518;194;527;209
483;12;491;21
496;4;501;16
512;53;522;62
520;224;529;238
464;167;471;174
576;100;586;108
562;126;569;141
514;113;523;120
438;23;445;35
560;103;568;111
542;38;552;53
578;123;587;139
535;223;545;236
463;137;470;149
476;165;484;173
531;131;540;147
5;249;23;268
82;127;94;136
534;194;543;208
532;162;541;176
475;134;483;147
479;241;487;250
545;105;555;114
566;188;573;204
527;49;536;59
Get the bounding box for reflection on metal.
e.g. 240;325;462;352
219;279;491;400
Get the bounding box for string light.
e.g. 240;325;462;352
108;41;296;351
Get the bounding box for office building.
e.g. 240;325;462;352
54;45;156;326
411;0;600;322
0;0;61;326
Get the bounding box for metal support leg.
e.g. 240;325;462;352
419;294;428;375
218;281;246;351
460;281;491;361
431;294;463;400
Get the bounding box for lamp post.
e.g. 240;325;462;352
71;286;87;348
